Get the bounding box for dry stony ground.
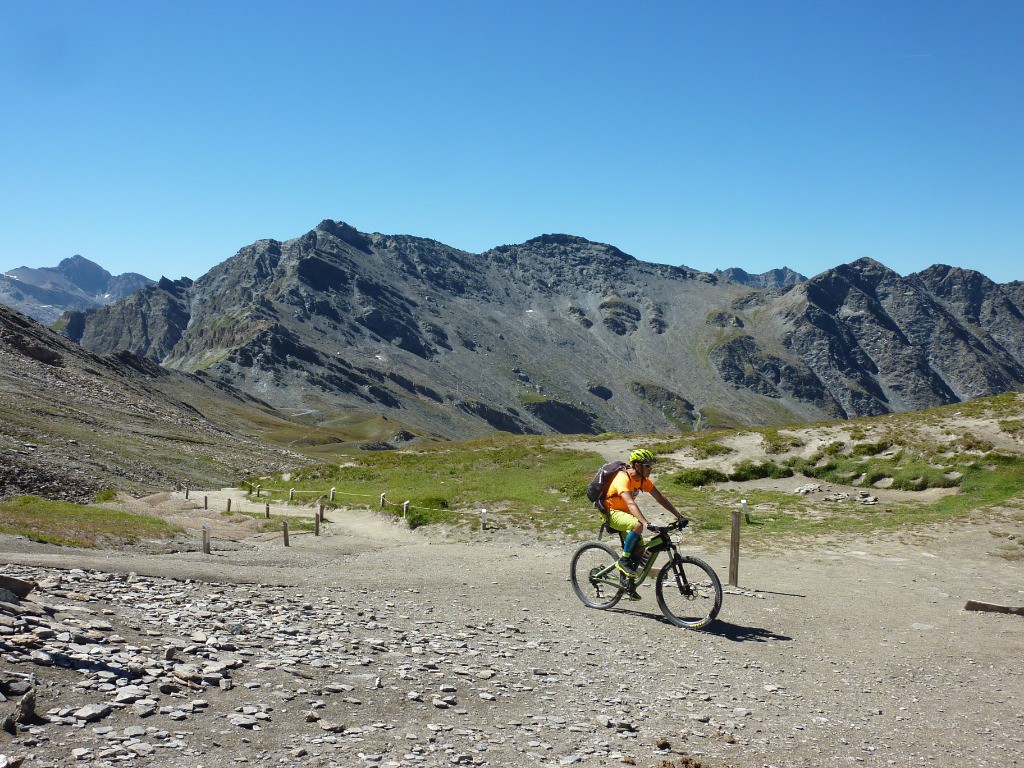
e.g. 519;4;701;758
1;479;1023;768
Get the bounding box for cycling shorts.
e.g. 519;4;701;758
606;507;640;533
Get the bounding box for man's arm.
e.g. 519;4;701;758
649;486;682;519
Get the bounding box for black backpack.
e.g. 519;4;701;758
586;461;628;508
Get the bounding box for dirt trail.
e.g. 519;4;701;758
2;485;1023;767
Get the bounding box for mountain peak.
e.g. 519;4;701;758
56;255;112;294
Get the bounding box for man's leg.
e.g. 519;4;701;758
610;512;643;577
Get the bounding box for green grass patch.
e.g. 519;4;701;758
0;495;183;547
252;437;604;533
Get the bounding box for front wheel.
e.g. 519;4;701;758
570;541;625;609
655;555;722;630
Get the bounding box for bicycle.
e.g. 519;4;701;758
569;517;723;630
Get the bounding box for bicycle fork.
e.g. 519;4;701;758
666;554;694;597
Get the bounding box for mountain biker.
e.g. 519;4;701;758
603;448;686;584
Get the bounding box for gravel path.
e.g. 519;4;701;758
2;493;1023;768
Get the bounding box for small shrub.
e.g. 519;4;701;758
863;468;892;486
952;433;994;453
405;507;445;529
728;460;793;482
998;419;1024;437
689;438;734;459
761;429;805;455
823;441;847;456
94;489;117;503
801;460;838;479
851;439;893;457
671;468;728;487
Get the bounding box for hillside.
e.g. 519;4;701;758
0;305;308;502
57;220;1024;441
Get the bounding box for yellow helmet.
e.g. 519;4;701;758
629;448;656;465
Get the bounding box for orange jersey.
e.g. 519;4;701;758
603;470;653;512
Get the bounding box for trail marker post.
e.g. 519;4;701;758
729;508;741;587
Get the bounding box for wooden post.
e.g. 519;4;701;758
185;487;190;500
402;500;410;522
204;496;208;510
202;524;210;554
289;488;295;501
318;503;324;522
481;508;487;530
742;498;750;524
380;492;386;509
255;485;261;498
282;520;290;547
330;487;336;502
314;512;320;536
265;503;270;519
729;508;741;587
227;498;232;512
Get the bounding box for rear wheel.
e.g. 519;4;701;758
570;542;624;609
655;555;722;629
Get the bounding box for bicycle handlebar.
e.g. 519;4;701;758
648;517;689;534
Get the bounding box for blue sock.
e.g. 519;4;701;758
623;531;640;558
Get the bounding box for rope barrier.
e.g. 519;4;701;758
239;485;491;528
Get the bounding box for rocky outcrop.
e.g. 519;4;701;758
60;277;193;363
521;399;600;434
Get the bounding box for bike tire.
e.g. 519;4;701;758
655;555;722;630
570;541;625;609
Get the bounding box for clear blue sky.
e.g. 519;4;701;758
2;1;1022;283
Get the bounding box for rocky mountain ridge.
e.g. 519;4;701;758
57;220;1024;441
0;255;154;325
713;266;807;289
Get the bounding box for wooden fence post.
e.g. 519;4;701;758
202;524;210;555
729;508;741;587
481;508;487;530
314;513;320;536
227;498;232;513
318;503;324;522
402;500;410;523
380;493;386;509
185;487;190;500
289;488;295;501
282;520;290;547
742;498;750;524
265;503;270;519
330;487;336;502
255;485;261;498
204;496;208;510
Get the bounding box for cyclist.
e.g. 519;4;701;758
603;448;686;584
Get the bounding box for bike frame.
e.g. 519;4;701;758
596;523;686;593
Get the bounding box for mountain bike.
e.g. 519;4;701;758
569;517;722;630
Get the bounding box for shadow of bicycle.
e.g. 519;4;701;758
607;607;792;642
704;620;792;642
